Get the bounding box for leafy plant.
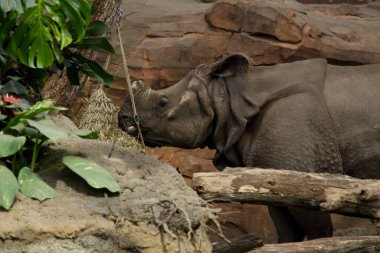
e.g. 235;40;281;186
0;98;120;210
0;0;114;99
0;0;120;210
0;0;120;211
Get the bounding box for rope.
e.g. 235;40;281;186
115;8;146;153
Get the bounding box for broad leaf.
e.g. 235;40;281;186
60;1;85;42
85;21;110;37
1;80;28;95
72;37;115;55
26;119;68;143
74;129;99;139
62;156;120;193
4;99;66;130
66;0;91;26
0;134;26;158
66;65;80;85
0;0;35;14
10;122;26;133
18;167;55;201
7;21;27;59
31;31;54;68
0;11;17;48
0;165;19;210
60;26;73;49
77;55;113;87
0;0;23;14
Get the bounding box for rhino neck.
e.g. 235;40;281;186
238;58;328;108
209;78;248;169
210;58;328;170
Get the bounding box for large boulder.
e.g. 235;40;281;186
0;127;214;252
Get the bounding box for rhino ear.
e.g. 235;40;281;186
210;54;252;78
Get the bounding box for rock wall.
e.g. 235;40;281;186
107;0;380;95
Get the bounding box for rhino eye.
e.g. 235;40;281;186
159;97;168;108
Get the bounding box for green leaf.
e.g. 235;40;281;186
0;11;17;48
1;80;28;95
0;165;19;210
18;167;55;201
1;0;23;14
74;129;98;139
60;1;85;42
0;0;35;13
72;37;115;55
62;156;120;193
32;30;54;68
4;99;66;130
66;0;91;26
22;0;36;9
66;65;80;85
60;26;73;49
0;134;26;158
10;122;26;133
7;21;27;59
26;119;68;143
76;55;113;87
85;21;110;37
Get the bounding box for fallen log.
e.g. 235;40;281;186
249;236;380;253
212;233;263;253
193;168;380;219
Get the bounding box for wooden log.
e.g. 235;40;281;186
249;236;380;253
193;168;380;219
212;233;263;253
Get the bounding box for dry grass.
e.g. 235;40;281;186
78;87;142;151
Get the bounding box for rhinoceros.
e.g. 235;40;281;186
118;54;380;243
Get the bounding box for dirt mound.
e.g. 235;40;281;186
0;127;214;253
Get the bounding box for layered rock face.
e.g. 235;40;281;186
108;0;380;94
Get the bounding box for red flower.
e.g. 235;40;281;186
1;94;21;105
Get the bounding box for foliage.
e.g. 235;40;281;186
0;0;114;97
0;0;120;211
0;97;120;211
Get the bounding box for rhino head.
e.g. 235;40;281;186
118;54;253;154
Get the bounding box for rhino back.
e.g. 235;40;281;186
324;63;380;178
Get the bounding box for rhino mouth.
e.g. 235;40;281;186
118;114;137;133
118;116;172;147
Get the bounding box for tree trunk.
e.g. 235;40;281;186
249;236;380;253
41;0;122;122
193;168;380;219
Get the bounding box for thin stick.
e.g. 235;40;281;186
115;8;146;153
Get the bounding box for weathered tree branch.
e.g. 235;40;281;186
249;236;380;253
212;233;263;253
193;168;380;219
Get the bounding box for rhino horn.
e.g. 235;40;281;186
131;80;151;95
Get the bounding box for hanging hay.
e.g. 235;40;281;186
78;86;142;151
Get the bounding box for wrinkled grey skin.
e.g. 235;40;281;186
119;54;380;243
